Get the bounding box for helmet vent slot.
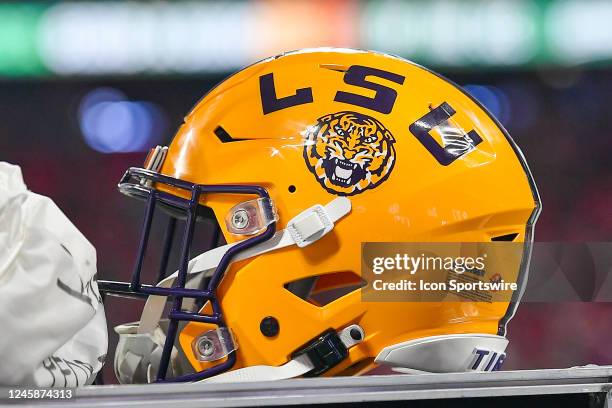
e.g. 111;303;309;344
284;271;366;307
491;233;519;242
214;125;253;143
319;63;349;72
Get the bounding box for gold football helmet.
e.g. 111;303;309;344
100;48;540;383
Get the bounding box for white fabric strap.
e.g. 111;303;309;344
201;324;365;383
115;321;365;384
137;197;351;334
202;354;314;383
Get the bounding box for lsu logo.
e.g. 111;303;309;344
303;111;396;196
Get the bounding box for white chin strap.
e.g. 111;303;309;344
204;354;314;383
114;197;352;384
203;324;365;383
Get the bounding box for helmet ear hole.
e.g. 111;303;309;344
288;185;297;193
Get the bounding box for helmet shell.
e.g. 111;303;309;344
155;49;539;375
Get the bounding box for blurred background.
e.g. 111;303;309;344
1;0;611;383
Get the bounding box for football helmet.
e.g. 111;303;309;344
99;48;540;383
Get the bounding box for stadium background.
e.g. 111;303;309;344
1;0;611;382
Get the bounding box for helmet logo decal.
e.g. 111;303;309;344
409;102;483;166
303;111;396;196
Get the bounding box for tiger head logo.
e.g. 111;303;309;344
303;111;396;196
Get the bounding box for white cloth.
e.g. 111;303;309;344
0;162;108;387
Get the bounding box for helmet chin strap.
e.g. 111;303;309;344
203;354;314;383
203;324;365;383
114;197;352;383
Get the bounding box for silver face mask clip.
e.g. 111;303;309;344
225;197;278;236
192;327;238;362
